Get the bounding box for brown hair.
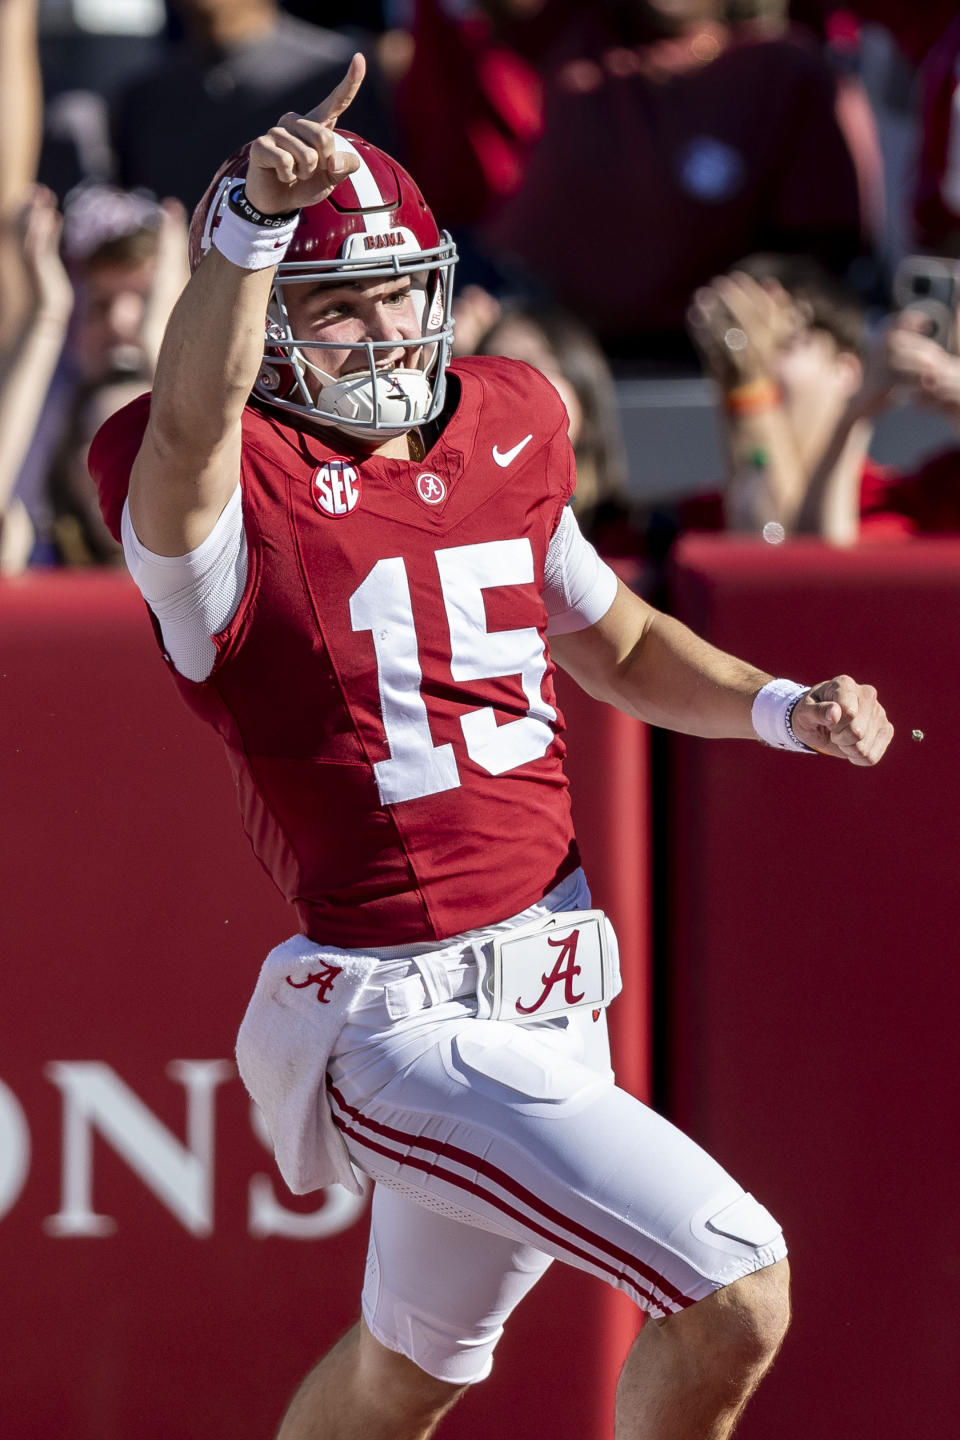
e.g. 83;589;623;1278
81;228;160;273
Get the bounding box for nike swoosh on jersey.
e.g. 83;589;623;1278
492;434;534;467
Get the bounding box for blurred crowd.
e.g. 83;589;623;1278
2;0;960;577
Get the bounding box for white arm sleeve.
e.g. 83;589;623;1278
120;485;248;683
543;505;619;635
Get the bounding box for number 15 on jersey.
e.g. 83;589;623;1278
349;539;556;806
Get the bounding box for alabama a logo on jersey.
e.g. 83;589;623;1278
312;458;361;518
415;472;446;505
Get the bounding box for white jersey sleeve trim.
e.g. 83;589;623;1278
543;505;619;636
120;485;248;683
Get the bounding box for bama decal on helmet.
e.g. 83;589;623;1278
363;231;405;250
312;459;362;517
341;228;422;261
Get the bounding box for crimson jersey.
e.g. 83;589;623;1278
91;356;583;946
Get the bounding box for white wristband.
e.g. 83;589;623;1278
212;205;300;271
751;679;816;753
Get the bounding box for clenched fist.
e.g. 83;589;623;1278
791;676;893;765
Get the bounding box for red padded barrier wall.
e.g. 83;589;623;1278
0;571;647;1440
666;536;959;1440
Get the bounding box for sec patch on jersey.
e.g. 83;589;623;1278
313;458;362;518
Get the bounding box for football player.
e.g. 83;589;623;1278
91;56;892;1440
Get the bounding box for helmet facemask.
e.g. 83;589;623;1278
257;239;456;440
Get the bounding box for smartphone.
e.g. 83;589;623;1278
892;255;959;350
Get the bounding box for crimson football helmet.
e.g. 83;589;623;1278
189;131;457;438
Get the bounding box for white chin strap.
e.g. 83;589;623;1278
297;354;435;439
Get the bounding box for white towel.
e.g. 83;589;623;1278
235;935;377;1197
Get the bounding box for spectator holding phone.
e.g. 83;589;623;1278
841;301;960;540
687;251;960;543
687;253;871;537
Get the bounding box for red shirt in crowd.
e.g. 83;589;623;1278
859;448;960;536
672;450;960;541
482;19;862;347
394;0;558;229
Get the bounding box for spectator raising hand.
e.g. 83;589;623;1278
138;201;191;377
688;253;871;541
688;269;801;391
1;180;192;573
51;186;191;566
0;185;74;572
796;304;960;542
689;265;818;532
20;184;74;326
690;252;960;546
0;0;43;354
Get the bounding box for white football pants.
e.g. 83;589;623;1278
325;874;786;1385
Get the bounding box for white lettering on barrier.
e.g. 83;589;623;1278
44;1060;234;1236
20;1061;368;1239
0;1079;30;1222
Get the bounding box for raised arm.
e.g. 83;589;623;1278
127;55;366;557
687;272;807;533
0;187;74;570
137;200;191;378
0;0;41;208
551;580;893;766
0;0;43;352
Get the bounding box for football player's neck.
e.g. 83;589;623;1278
325;427;425;463
381;431;422;461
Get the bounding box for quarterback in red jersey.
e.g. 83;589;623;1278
91;56;892;1440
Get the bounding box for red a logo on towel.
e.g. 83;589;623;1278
286;963;342;1004
515;930;584;1015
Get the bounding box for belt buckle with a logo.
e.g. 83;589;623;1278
483;910;614;1024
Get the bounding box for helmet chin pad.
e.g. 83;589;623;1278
301;358;435;438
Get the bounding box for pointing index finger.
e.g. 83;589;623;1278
306;52;366;130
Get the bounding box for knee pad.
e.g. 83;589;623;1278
688;1185;787;1284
